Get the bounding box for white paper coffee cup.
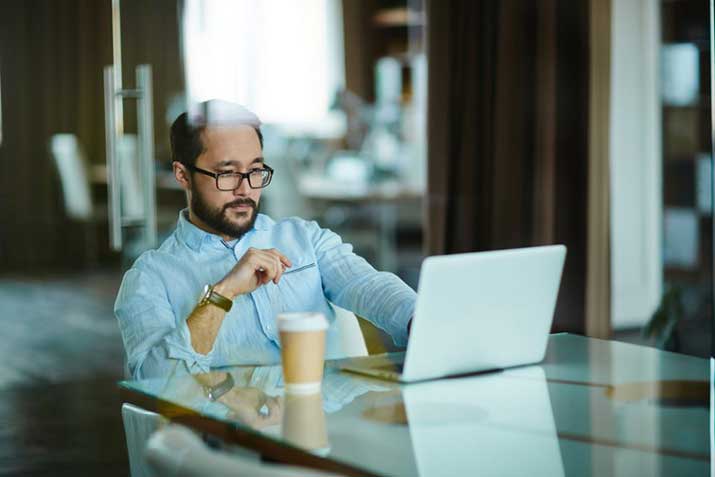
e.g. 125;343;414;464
277;312;328;394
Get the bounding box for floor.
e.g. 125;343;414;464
0;270;129;477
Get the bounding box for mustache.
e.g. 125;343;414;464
223;198;257;212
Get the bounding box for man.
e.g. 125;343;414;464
115;100;416;379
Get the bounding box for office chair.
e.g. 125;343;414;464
122;403;168;477
331;303;368;358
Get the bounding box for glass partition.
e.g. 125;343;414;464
610;0;713;359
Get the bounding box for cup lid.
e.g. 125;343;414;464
277;312;328;332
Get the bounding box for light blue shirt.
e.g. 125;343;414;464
115;210;416;379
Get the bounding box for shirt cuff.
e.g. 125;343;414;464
388;300;414;347
165;321;215;374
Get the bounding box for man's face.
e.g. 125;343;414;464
187;125;264;240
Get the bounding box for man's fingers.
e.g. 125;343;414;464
256;398;282;427
235;248;292;292
267;248;292;269
278;252;292;269
254;251;287;285
252;254;279;284
266;396;281;415
259;267;273;285
272;255;284;284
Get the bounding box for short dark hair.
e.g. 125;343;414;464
169;112;264;168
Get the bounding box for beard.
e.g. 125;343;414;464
190;186;258;240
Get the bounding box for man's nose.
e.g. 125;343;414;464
233;176;251;195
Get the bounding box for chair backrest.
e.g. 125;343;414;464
122;403;167;477
145;424;343;477
50;134;93;221
331;303;368;358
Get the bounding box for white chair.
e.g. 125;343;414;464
145;424;343;477
123;403;168;477
50;133;144;220
50;134;101;266
50;134;94;221
331;304;368;358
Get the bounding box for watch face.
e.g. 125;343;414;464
199;284;211;304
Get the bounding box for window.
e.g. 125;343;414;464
182;0;345;127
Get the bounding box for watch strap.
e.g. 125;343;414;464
204;373;235;401
200;284;233;312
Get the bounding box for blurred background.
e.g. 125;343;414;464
0;0;712;475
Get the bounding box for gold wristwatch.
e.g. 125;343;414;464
198;284;233;312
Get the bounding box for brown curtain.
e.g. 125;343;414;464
0;0;183;271
426;0;603;334
0;0;112;270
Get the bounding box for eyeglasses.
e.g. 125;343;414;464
188;164;274;191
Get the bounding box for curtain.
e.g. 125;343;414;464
0;0;112;270
0;0;183;271
426;0;610;334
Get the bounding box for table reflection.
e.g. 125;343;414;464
153;364;391;428
283;393;330;455
119;334;711;477
397;367;564;477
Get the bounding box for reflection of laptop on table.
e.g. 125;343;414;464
403;366;565;476
339;245;566;382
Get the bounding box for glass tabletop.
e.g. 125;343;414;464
119;334;711;477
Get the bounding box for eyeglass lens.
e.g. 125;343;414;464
217;169;271;190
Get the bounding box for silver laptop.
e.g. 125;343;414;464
339;245;567;382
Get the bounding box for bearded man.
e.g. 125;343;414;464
115;100;416;379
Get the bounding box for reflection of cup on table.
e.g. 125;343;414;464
282;392;330;456
277;312;328;395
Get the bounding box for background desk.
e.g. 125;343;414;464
119;334;711;476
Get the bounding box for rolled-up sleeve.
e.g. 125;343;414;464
309;221;416;346
114;268;214;379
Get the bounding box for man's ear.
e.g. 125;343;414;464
173;161;191;191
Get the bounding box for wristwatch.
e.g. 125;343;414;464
198;284;233;312
203;373;235;401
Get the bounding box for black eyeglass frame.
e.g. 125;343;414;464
187;164;274;190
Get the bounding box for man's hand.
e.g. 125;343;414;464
215;247;292;298
219;387;284;429
187;248;290;355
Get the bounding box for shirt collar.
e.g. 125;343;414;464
176;209;271;252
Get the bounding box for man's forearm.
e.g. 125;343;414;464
184;250;286;356
186;304;227;355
